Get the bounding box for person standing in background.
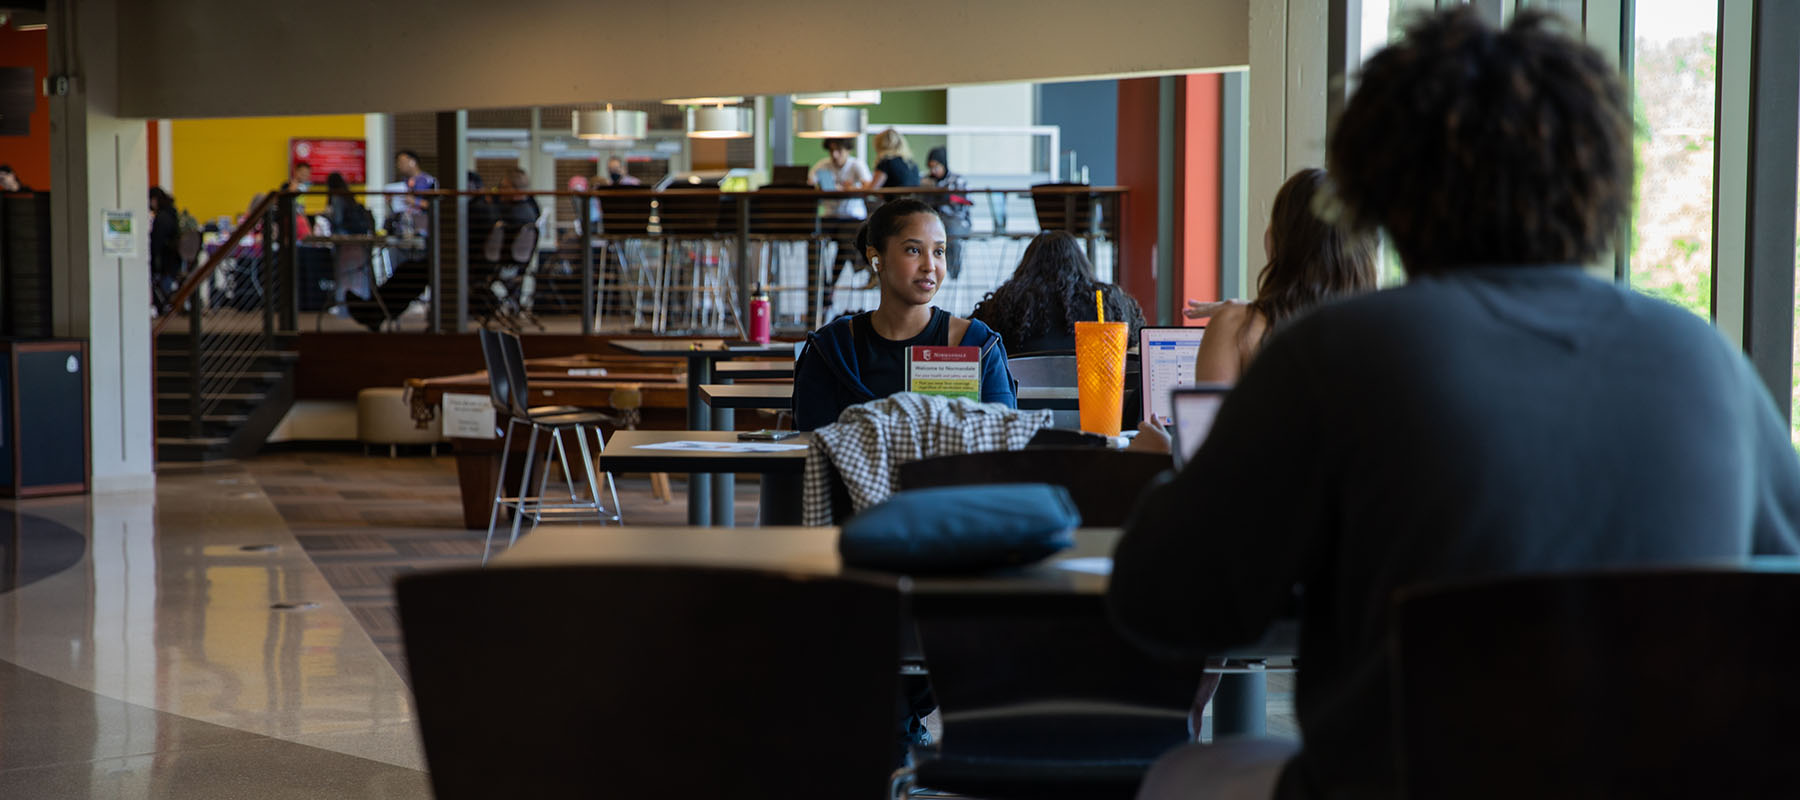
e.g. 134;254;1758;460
281;161;313;215
868;128;920;189
811;138;875;315
605;156;640;186
922;146;972;279
325;172;373;308
395;150;436;237
148;187;183;312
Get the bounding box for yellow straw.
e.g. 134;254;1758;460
1095;289;1105;323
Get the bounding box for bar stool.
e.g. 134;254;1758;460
656;190;739;335
479;330;621;564
596;189;660;330
748;190;822;332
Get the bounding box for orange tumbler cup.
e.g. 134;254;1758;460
1074;321;1128;436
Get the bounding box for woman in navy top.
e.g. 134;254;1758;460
794;198;1016;430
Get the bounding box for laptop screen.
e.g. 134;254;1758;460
1170;386;1229;469
1139;326;1207;425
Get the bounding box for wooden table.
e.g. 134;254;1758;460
698;384;1081;412
609;339;798;526
600;430;812;525
404;368;685;529
496;525;1293;736
715;360;796;380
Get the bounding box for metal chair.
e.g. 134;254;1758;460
478;330;620;563
1393;569;1800;798
398;564;903;800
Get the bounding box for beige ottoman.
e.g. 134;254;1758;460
358;387;442;457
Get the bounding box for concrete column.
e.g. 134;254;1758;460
46;0;155;492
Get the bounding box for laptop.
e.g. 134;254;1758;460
1138;325;1207;426
1169;384;1230;469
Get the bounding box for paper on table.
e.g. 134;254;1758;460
567;368;607;376
632;440;810;453
1054;557;1113;576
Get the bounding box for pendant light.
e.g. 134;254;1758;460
572;104;648;141
687;105;753;139
662;96;745;106
794;106;864;139
793;90;882;106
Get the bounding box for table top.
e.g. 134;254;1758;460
611;339;797;360
601;429;813;473
697;383;1078;411
715;360;796;380
496;525;1119;597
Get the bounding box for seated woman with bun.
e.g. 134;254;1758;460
794;198;1017;431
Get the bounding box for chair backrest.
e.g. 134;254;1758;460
897;447;1168;526
657;190;727;235
596;189;654;236
750;190;822;236
1392;570;1800;798
1030;184;1119;238
399;564;902;800
475;328;512;414
494;330;537;419
509;222;539;263
481;221;506;263
177;229;202;265
1007;353;1076;387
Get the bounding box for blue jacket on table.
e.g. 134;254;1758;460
793;313;1017;431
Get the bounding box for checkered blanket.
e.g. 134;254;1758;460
802;393;1056;526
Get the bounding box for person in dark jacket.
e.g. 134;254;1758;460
148;186;183;310
1110;9;1800;799
794;198;1016;431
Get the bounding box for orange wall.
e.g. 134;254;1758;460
1117;78;1162;324
0;27;51;188
1177;74;1222;321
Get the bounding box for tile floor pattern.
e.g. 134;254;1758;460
0;448;1293;798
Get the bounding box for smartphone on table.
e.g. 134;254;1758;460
738;430;800;441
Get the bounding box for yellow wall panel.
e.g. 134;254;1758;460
171;115;365;223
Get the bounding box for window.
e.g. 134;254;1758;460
1628;0;1718;318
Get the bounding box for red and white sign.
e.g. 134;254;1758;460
290;138;367;184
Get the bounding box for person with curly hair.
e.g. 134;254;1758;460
969;231;1146;355
1112;9;1800;799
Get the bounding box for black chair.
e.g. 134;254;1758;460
1030;183;1119;240
1392;569;1800;798
398;564;903;800
347;255;431;332
479;330;620;562
897;448;1170;527
895;590;1206;799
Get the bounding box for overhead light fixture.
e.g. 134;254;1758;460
663;96;744;106
794;107;864;139
572;104;648;141
686;106;753;139
794;90;882;106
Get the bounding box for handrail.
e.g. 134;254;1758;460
152;191;279;337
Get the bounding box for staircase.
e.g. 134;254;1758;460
155;333;299;461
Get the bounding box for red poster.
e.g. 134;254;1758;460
290;138;367;184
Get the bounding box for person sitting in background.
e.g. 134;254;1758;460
1183;167;1377;385
970;230;1145;355
1110;9;1800;799
868;128;920;189
0;164;30;193
794;198;1016;431
325;172;373;307
921;146;973;279
281;161;313;216
394;150;436;237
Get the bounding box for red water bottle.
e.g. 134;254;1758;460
749;284;771;344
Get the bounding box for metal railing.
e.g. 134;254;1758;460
154;185;1128;342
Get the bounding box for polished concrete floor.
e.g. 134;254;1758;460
0;450;1292;798
0;462;432;799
